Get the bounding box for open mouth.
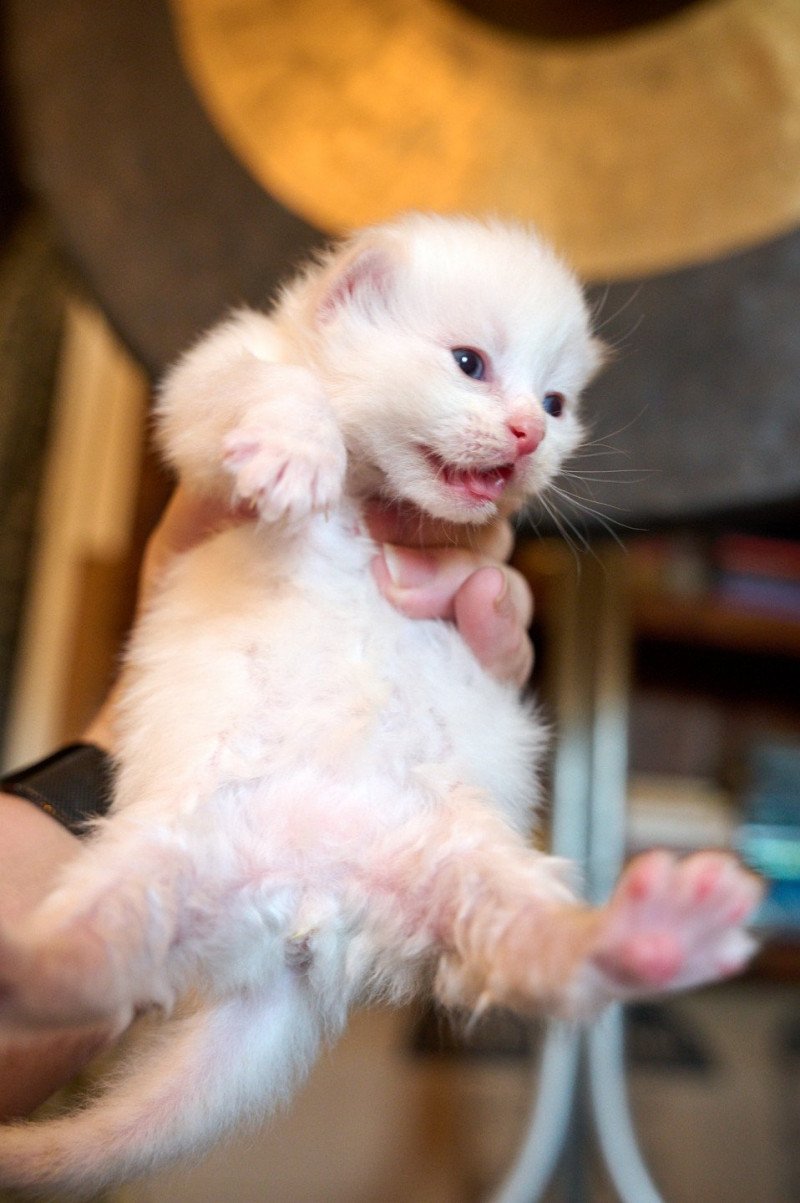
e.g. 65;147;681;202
421;448;516;504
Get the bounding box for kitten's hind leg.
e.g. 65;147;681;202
0;821;201;1032
0;974;326;1196
433;844;763;1019
374;801;762;1021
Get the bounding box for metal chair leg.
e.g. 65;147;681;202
490;1022;581;1203
589;1007;663;1203
491;546;664;1202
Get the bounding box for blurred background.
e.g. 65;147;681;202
0;1;799;1199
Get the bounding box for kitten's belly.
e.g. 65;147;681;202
124;522;541;835
225;609;535;829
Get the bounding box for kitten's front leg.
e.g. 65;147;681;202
157;310;347;520
220;368;347;522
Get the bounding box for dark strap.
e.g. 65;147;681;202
0;742;115;835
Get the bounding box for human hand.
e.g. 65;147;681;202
367;499;534;687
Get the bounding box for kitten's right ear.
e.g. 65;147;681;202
315;238;399;325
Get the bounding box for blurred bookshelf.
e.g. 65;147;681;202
630;532;800;657
632;588;800;658
632;533;800;978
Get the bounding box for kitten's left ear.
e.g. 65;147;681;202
316;236;400;325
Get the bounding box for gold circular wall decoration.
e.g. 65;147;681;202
170;0;800;279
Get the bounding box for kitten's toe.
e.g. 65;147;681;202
222;428;346;521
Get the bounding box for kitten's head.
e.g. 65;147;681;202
295;213;603;524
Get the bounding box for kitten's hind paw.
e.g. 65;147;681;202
586;850;764;1003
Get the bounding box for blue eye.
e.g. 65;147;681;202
543;392;565;417
452;347;486;380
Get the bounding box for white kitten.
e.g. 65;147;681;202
0;214;761;1195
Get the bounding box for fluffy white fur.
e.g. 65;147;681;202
0;214;761;1195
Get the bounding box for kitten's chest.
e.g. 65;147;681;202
167;514;537;831
239;571;478;780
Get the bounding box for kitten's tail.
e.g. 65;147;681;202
0;974;325;1196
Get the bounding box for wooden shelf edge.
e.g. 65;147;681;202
632;589;800;657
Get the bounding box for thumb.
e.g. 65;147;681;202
372;544;484;620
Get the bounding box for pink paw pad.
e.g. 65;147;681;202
612;932;684;988
590;850;764;1001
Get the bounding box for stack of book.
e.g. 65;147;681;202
736;740;800;934
711;533;800;620
627;773;734;855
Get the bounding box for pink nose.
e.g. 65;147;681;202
507;414;545;457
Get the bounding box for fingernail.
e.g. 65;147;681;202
489;567;512;615
382;545;438;589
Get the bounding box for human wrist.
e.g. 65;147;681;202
0;743;115;837
79;682;122;752
80;712;115;753
0;790;82;920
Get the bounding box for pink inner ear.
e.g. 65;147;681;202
317;246;394;323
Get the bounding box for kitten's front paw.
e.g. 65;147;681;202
222;416;347;523
223;431;346;522
584;850;763;1004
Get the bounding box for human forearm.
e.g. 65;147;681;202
0;750;115;1118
